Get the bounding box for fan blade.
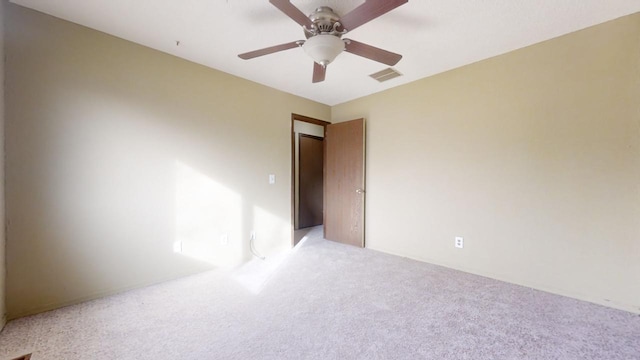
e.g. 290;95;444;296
312;62;326;83
344;39;402;66
238;41;302;60
269;0;313;28
339;0;408;32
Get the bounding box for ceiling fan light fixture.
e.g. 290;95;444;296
238;0;407;83
302;34;345;67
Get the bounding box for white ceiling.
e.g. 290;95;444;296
10;0;640;106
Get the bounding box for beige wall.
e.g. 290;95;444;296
333;13;640;313
4;4;329;319
0;0;6;330
4;3;639;320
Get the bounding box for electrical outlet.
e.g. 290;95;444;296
455;236;464;249
221;234;228;246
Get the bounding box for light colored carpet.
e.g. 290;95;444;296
1;226;639;359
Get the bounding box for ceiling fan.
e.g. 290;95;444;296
238;0;408;83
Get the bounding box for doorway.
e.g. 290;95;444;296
291;114;330;245
290;115;366;248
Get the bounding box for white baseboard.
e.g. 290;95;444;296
367;244;640;315
8;268;215;320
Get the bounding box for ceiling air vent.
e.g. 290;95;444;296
369;67;403;82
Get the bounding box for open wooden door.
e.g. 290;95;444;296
324;118;365;247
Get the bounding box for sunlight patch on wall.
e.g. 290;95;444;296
174;162;243;267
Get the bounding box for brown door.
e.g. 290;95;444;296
324;118;365;247
299;134;324;228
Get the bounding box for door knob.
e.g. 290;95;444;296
356;188;365;194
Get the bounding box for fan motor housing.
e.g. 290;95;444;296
304;6;343;38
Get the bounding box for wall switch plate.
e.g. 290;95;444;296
269;174;276;184
221;234;228;246
250;231;256;240
455;236;464;249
